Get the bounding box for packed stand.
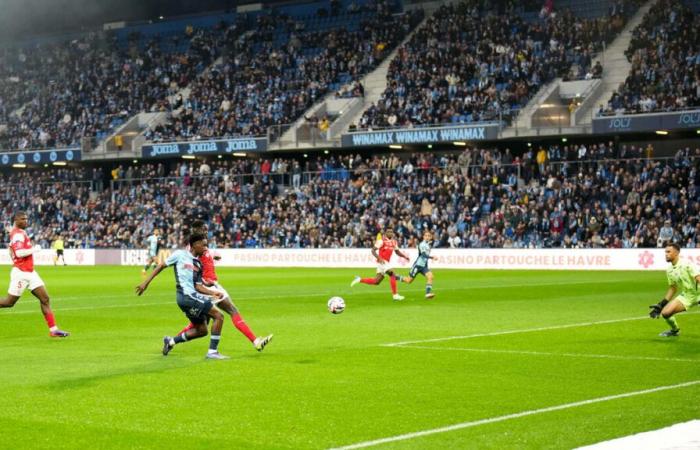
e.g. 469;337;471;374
356;0;636;130
0;26;223;152
145;3;424;142
1;142;698;250
599;0;700;115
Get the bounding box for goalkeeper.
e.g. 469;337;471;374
648;242;700;337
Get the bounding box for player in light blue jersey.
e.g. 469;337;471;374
142;229;161;275
136;234;229;359
397;230;437;299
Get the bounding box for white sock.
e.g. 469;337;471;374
50;326;58;332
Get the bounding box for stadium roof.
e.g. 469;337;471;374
0;0;258;40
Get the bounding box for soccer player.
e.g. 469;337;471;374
351;227;408;301
135;234;228;359
142;229;160;275
0;211;69;337
52;235;66;266
648;242;700;337
397;230;437;299
176;220;273;352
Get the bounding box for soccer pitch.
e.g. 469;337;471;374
1;267;698;449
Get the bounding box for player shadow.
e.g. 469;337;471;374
42;357;199;391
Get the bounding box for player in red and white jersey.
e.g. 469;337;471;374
0;211;69;337
175;220;272;352
351;227;410;301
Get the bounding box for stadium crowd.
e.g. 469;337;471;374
1;142;697;250
145;4;424;142
599;0;700;115
356;0;635;130
0;28;221;152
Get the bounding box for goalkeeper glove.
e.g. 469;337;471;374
649;299;669;319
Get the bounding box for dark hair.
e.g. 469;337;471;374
13;211;27;220
664;242;681;251
191;220;206;230
189;233;206;246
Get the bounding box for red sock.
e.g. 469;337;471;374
43;312;56;329
232;313;256;342
178;322;195;336
389;275;398;295
360;278;377;285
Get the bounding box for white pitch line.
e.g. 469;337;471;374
395;345;699;363
381;312;700;347
329;380;700;450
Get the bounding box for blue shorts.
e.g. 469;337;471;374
176;291;214;324
409;264;430;278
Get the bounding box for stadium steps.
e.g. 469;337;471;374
269;12;430;149
575;0;655;126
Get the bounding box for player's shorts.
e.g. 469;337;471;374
409;264;430;278
148;250;158;258
56;249;64;256
376;262;395;275
675;293;699;311
176;291;214;324
208;282;230;304
8;267;45;297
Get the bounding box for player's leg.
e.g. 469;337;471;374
30;277;69;337
659;297;688;337
206;307;229;359
424;270;435;299
386;270;404;301
164;294;212;355
216;294;273;351
1;269;26;308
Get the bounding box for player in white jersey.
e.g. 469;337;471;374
648;242;700;336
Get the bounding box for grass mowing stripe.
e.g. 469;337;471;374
329;380;700;450
393;345;700;363
381;312;700;347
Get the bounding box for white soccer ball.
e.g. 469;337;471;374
327;296;345;314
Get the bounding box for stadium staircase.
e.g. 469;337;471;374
574;0;655;126
501;0;654;138
269;9;433;150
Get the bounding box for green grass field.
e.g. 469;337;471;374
1;266;698;449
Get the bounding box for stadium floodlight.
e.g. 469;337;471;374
562;137;567;142
233;152;247;157
52;162;67;166
12;164;26;168
389;145;402;149
453;142;467;146
655;130;669;135
182;155;195;159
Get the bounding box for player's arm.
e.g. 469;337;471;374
10;237;35;257
135;262;167;295
394;248;409;260
371;246;385;263
195;282;223;299
649;285;677;318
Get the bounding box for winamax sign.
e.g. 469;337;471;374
341;124;501;147
0;148;80;166
143;137;267;158
592;109;700;134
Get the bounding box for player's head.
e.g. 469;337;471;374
384;227;394;239
191;220;207;235
423;230;432;241
664;242;680;262
153;229;159;236
13;211;28;229
189;233;207;256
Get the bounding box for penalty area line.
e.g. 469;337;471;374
329;380;700;450
380;312;700;347
393;345;700;363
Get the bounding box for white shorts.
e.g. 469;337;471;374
208;282;231;304
9;267;45;297
376;262;395;275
